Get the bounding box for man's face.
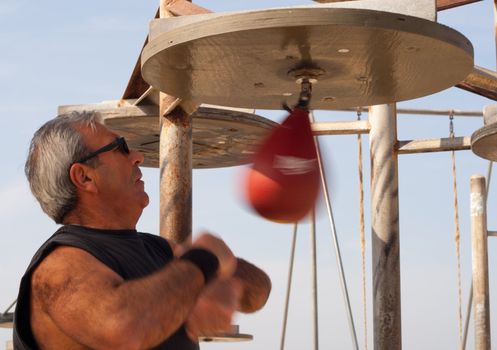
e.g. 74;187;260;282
80;123;150;219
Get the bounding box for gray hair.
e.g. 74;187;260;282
25;111;103;223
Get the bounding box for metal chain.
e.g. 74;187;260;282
449;111;464;349
357;108;368;350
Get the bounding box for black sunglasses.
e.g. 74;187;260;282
75;137;130;164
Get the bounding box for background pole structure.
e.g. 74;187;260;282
158;0;197;244
462;3;497;348
369;104;402;350
470;175;491;350
310;207;319;350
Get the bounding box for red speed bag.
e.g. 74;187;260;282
245;107;320;223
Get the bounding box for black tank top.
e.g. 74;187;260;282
13;225;199;350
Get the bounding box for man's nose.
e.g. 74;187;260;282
130;149;144;166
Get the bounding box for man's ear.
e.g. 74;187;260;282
69;163;98;193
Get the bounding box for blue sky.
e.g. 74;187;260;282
1;1;496;349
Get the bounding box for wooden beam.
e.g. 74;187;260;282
437;0;482;11
122;1;212;101
457;66;497;102
397;136;470;154
167;0;210;16
121;8;159;101
311;120;370;135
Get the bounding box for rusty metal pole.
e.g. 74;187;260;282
369;104;402;350
470;175;491;350
159;1;196;244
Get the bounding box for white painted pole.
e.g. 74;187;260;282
369;104;402;350
470;175;491;350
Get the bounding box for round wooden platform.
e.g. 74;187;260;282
0;313;13;329
198;325;253;342
102;106;277;169
141;7;473;109
471;123;497;162
199;333;253;342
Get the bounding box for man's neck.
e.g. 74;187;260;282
63;208;138;231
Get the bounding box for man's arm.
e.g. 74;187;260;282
233;258;272;313
184;258;271;339
173;236;271;313
31;234;235;350
184;279;242;340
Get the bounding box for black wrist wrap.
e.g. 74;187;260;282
180;248;219;284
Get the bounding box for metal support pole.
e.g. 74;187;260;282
158;1;196;244
470;175;491;350
310;208;319;350
462;161;492;350
463;0;497;342
369;104;402;350
280;223;298;350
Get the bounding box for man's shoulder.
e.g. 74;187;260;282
138;232;175;256
32;246;112;284
31;245;122;303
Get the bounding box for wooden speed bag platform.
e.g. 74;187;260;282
471;105;497;161
58;103;278;169
141;6;473;109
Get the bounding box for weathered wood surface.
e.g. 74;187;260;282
470;175;491;350
142;7;473;110
369;104;401;350
58;103;276;169
471;122;497;161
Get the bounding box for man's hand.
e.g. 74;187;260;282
185;279;242;341
191;233;237;280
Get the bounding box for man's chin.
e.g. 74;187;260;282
140;192;150;209
136;180;149;208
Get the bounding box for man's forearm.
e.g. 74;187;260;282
113;260;205;348
233;258;271;313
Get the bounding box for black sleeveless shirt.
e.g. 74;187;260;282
13;225;199;350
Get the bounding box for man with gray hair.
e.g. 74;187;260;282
14;111;271;349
